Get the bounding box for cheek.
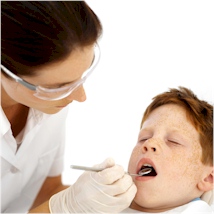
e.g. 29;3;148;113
182;150;203;182
2;80;18;94
3;82;51;107
166;146;202;182
128;145;141;171
3;80;33;100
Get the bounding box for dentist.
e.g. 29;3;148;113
1;1;136;213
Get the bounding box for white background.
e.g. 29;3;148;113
62;0;214;185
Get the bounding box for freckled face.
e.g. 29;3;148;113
128;104;207;212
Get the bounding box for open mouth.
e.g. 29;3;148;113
138;164;157;176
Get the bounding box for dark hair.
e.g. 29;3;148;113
140;86;213;166
1;1;102;75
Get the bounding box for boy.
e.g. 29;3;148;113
122;86;213;213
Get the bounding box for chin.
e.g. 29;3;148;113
131;199;169;213
37;108;63;115
133;192;159;210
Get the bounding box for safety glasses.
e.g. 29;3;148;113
1;44;101;101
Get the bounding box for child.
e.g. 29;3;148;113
122;86;213;213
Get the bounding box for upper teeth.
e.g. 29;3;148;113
143;164;152;167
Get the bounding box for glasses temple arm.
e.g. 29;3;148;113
1;64;36;91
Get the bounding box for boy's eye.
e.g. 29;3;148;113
139;138;149;143
168;140;180;145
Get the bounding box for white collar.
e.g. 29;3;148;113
0;105;50;137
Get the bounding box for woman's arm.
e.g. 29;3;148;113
29;175;69;213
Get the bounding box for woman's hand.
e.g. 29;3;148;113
49;158;137;213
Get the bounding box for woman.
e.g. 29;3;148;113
1;1;136;213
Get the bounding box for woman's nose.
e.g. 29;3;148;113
66;85;86;102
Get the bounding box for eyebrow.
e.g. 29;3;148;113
43;80;77;88
42;53;96;88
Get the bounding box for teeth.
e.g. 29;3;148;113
139;163;157;176
143;164;152;167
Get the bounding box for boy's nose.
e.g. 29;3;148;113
142;145;157;153
141;138;160;154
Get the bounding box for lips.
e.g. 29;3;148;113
55;103;70;108
137;158;157;177
56;105;67;108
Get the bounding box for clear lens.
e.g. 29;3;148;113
34;78;85;100
33;44;100;101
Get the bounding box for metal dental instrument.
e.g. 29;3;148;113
70;165;152;176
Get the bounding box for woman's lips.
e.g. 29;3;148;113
56;105;67;108
55;102;72;108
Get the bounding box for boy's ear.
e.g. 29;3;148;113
198;167;214;192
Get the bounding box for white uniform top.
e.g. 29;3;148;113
121;199;213;213
0;106;69;213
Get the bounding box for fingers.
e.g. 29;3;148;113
93;157;115;169
100;174;135;196
92;165;125;185
69;159;137;213
116;182;137;203
86;181;137;211
108;183;137;211
91;164;136;197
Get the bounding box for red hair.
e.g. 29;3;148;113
141;87;213;166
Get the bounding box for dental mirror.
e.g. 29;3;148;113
70;165;152;177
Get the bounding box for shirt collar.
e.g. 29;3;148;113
28;107;50;124
0;106;10;136
0;106;51;136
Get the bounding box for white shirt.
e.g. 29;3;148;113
0;106;69;213
121;200;213;213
